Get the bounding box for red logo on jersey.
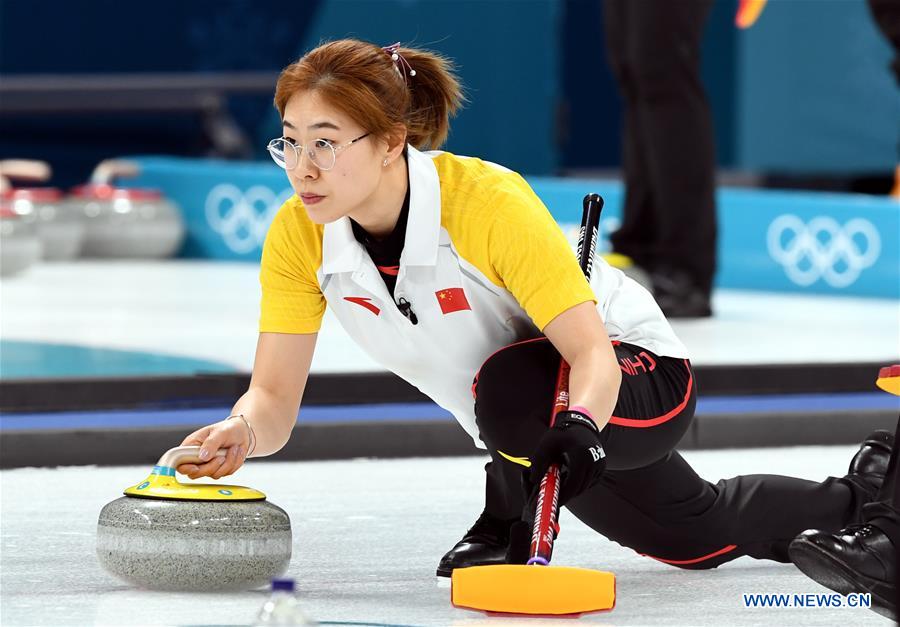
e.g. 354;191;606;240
344;297;380;316
436;287;471;314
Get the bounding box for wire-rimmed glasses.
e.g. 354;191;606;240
267;133;370;171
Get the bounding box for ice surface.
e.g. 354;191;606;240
1;446;889;626
3;262;898;373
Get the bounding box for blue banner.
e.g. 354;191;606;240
129;157;899;299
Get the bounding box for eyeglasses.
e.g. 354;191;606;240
267;133;370;171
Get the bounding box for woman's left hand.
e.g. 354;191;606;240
527;410;607;505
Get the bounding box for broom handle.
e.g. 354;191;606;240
527;193;603;566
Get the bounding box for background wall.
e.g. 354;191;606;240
737;0;899;173
286;0;561;174
1;0;897;183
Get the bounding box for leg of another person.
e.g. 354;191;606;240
604;0;657;272
626;0;717;302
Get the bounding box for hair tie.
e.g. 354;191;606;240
381;42;416;81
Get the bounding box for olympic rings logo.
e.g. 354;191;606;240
205;184;294;254
767;214;881;288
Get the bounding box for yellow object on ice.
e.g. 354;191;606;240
451;564;615;616
876;365;900;396
602;252;637;270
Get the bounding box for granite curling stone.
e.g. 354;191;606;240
97;446;292;591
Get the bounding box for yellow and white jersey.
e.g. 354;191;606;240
259;145;688;446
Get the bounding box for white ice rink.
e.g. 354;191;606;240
2;261;899;372
0;446;890;626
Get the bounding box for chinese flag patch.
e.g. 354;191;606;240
435;287;471;314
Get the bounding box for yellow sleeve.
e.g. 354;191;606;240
488;185;597;331
258;199;326;334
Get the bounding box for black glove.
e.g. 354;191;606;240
527;410;607;506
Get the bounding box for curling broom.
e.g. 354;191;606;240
451;193;616;616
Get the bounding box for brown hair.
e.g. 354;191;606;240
274;39;464;150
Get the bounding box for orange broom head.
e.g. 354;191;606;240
451;565;615;616
735;0;767;29
876;365;900;396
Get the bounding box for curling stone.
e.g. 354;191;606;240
6;187;85;261
74;159;185;259
0;202;42;277
96;446;292;592
74;185;185;259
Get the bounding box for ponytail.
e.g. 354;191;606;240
395;46;464;149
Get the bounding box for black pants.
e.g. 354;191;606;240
869;0;900;85
474;339;874;569
869;0;900;164
604;0;717;295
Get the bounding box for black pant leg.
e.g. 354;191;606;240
604;0;657;270
483;459;528;520
869;0;900;85
868;0;900;170
623;0;718;294
568;450;864;568
474;338;560;519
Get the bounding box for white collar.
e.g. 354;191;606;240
321;144;441;275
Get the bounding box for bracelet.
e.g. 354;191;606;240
227;414;256;457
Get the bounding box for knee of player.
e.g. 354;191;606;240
474;344;552;412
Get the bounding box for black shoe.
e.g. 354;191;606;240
436;510;516;577
650;268;712;318
848;429;894;480
789;524;897;620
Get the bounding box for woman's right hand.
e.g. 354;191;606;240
176;418;251;479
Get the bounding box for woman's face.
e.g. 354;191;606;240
280;90;384;224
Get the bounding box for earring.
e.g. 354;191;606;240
383;158;389;167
